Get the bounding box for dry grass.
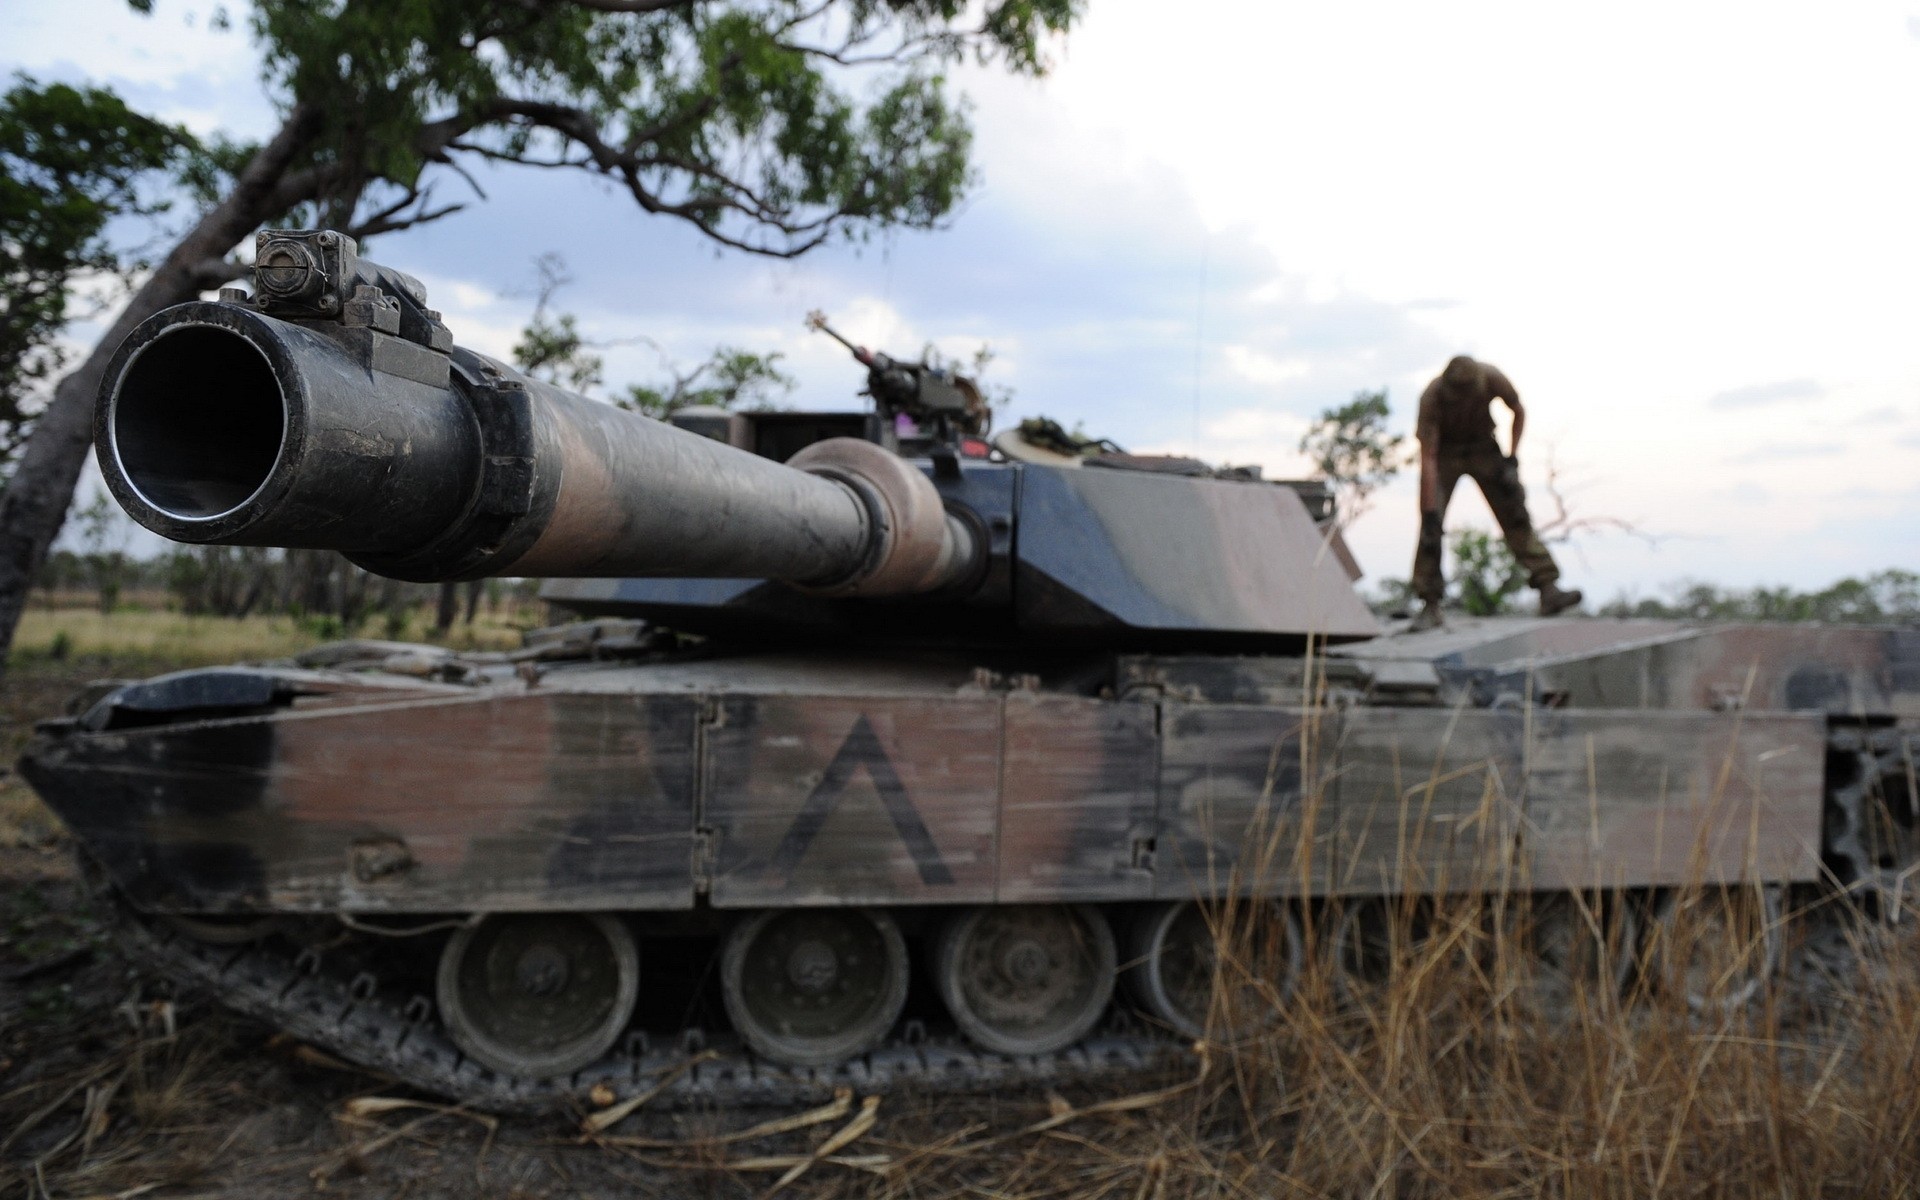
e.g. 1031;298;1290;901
11;604;528;668
665;890;1915;1199
14;607;327;665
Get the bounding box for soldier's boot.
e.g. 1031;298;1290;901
1537;583;1583;617
1408;600;1445;632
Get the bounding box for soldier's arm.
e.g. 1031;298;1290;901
1416;385;1441;512
1488;367;1524;459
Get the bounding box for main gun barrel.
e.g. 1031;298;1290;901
96;252;978;594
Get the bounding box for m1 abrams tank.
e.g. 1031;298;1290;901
21;231;1920;1109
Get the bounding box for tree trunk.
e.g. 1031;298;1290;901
338;559;372;629
435;581;459;635
0;104;321;673
288;549;335;616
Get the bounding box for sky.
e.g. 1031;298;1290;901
8;0;1920;603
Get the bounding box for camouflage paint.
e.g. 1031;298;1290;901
22;651;1835;915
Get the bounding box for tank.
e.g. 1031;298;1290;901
20;231;1920;1108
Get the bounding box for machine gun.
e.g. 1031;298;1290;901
805;311;988;450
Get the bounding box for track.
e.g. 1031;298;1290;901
104;898;1189;1114
97;724;1913;1114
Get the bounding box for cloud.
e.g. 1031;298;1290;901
1851;405;1904;424
1135;406;1314;477
1709;378;1824;409
1725;441;1844;464
374;95;1457;464
1222;345;1310;386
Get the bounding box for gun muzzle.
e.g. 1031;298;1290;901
97;300;979;594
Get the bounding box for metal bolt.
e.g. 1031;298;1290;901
1001;940;1049;987
786;939;839;994
515;944;570;997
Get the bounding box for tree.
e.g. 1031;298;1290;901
0;0;1083;670
0;76;190;474
1298;388;1405;529
507;251;796;418
621;347;796;417
512;253;605;394
74;488;132;614
1447;527;1526;617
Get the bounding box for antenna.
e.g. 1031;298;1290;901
1190;232;1210;445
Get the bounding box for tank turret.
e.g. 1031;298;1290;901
97;230;1380;646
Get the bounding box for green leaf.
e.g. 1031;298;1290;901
0;75;194;478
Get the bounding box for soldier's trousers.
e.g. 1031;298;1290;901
1412;442;1561;603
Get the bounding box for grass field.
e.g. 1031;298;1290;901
11;602;533;670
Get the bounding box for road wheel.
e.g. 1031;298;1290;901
1123;899;1303;1041
935;904;1115;1056
1513;890;1637;1014
722;908;908;1067
1644;884;1783;1013
437;912;638;1078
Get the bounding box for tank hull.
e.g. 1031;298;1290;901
22;616;1920;1108
23;627;1859;917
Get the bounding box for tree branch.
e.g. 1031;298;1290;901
346;199;466;241
185;256;248;291
258;161;351;220
776;29;945;66
447;142;594;170
451;95;837;255
559;0;701;11
1533;449;1665;549
773;0;835;36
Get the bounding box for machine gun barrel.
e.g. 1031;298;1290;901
95;240;978;594
804;310;877;368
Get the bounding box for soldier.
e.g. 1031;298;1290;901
1410;355;1581;631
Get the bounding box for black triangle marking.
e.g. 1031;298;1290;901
766;714;955;886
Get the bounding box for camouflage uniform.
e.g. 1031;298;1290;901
1411;360;1561;605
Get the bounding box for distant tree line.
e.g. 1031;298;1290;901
1596;569;1920;624
1369;564;1920;625
35;534;543;641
